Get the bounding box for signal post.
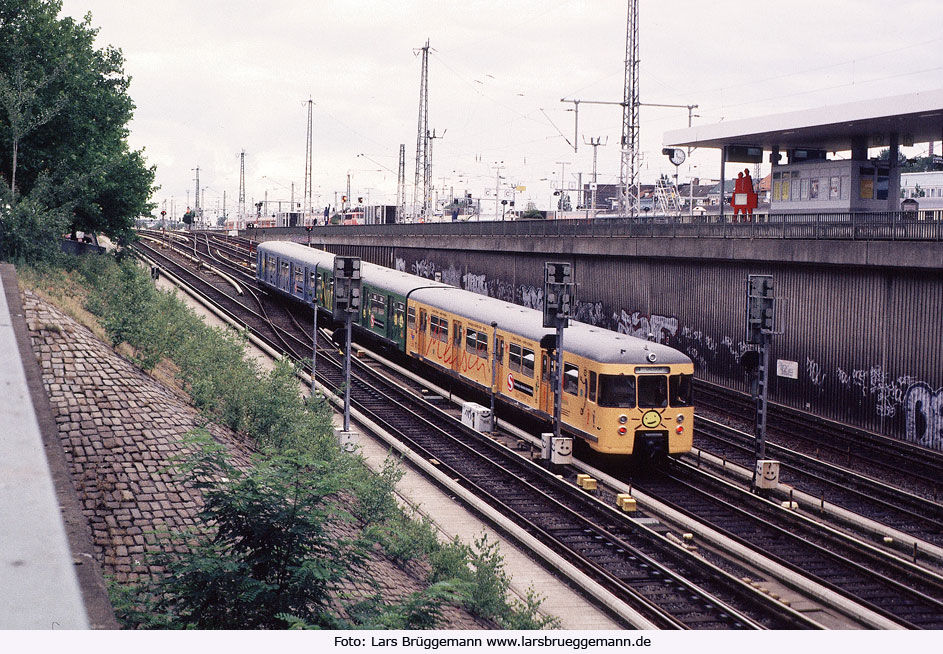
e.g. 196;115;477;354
544;262;574;442
746;274;779;492
333;256;362;451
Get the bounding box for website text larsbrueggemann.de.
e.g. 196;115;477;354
332;635;653;650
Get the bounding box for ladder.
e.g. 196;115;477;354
654;177;681;217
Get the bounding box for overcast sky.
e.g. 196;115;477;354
58;0;943;218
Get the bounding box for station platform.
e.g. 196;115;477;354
0;264;114;629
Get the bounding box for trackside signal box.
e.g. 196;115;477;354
333;256;362;321
543;262;574;328
746;275;774;344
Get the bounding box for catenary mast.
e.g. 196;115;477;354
304;98;314;220
413;39;430;220
619;0;640;217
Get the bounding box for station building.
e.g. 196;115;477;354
664;89;943;217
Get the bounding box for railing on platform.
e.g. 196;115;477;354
294;209;943;242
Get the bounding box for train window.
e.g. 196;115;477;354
408;307;416;329
563;363;579;395
638;375;668;408
466;329;478;354
477;332;488;357
669;374;693;407
370;295;386;330
280;261;289;272
588;371;597;403
521;348;535;378
454;324;462;346
598;374;636;408
294;265;304;284
497;338;504;363
509;344;522;372
430;316;448;343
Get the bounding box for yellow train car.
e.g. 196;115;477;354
406;287;693;463
258;242;694;463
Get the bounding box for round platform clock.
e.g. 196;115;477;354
669;148;686;166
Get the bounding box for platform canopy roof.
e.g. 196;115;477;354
664;89;943;152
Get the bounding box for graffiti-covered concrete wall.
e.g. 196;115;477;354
385;246;942;451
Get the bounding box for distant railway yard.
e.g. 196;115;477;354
123;229;943;629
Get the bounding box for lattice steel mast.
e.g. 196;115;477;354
396;143;406;223
413;39;430;220
304;98;314;218
238;150;246;228
619;0;640;217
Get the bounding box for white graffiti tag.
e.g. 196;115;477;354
616;310;678;343
520;285;543;310
463;271;488;295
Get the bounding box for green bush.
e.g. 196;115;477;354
136;435;366;629
0;177;69;265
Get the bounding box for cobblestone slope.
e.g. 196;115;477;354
22;289;488;629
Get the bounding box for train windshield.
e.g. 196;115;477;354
637;375;668;408
670;374;693;407
598;374;636;408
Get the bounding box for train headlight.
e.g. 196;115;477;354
618;415;628;424
675;425;684;434
618;426;627;436
647;352;657;362
676;414;684;423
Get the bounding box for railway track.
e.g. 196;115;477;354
623;461;943;629
135;230;943;628
692;416;943;558
133;231;816;629
696;381;943;500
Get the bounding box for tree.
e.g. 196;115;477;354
0;0;155;243
0;48;64;198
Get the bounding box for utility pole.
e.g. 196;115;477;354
426;128;445;218
558;99;580;153
493;162;505;220
413;39;431;220
193;166;201;227
396;143;406;222
585;136;607;213
304;97;314;218
555;161;570;215
238;150;246;229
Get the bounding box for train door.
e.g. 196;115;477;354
539;349;553;414
452;320;463;373
418;308;427;358
493;335;505;398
